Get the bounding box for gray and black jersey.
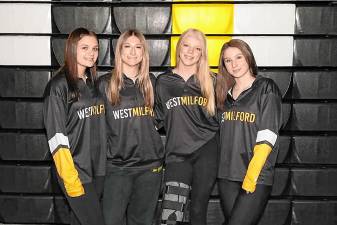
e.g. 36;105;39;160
218;76;282;185
97;73;164;169
43;70;107;184
155;69;219;162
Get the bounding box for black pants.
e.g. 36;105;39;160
103;166;162;225
163;135;219;225
218;179;271;225
57;176;105;225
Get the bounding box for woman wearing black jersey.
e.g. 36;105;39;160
156;28;219;225
43;28;106;225
216;39;282;225
98;30;164;225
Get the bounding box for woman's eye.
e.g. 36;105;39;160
224;59;231;64
136;46;142;49
93;47;99;52
82;46;88;50
123;45;130;48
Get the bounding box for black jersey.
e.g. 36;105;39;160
97;73;164;169
155;69;219;162
43;71;106;184
218;76;282;185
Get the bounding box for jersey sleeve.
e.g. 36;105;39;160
43;90;84;197
256;82;282;149
94;74;109;178
242;81;282;193
93;105;107;178
154;77;165;130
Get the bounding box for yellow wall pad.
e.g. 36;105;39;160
172;1;233;34
171;36;231;67
171;0;233;67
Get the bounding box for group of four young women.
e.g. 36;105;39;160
43;27;282;225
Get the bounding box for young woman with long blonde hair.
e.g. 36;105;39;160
156;28;219;225
97;30;164;225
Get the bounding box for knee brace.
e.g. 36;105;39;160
161;181;191;225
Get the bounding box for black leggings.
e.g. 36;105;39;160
218;179;271;225
56;174;105;225
163;135;219;225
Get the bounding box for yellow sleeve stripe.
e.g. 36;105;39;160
242;143;272;192
253;143;273;155
53;148;84;197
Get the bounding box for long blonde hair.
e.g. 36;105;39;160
107;30;153;107
175;28;215;115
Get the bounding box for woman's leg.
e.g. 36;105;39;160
190;136;218;225
102;167;133;225
227;184;271;225
217;179;241;225
127;167;163;225
65;183;105;225
161;162;193;225
55;168;105;225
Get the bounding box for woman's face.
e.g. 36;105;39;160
223;47;250;79
179;34;203;67
121;35;144;68
76;35;99;71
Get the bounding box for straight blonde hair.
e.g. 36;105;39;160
175;28;215;115
107;30;153;107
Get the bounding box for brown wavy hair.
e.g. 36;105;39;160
216;39;258;110
61;27;98;100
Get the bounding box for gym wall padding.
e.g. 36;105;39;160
0;1;337;225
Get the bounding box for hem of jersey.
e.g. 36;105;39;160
78;177;92;185
218;175;244;182
218;175;273;186
106;160;163;170
166;131;217;161
94;173;106;177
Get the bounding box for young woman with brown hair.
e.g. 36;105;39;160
216;39;282;225
43;27;106;225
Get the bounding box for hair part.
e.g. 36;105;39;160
176;28;215;116
107;29;153;108
62;27;98;100
216;39;258;110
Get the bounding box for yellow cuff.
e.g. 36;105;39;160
242;174;257;193
53;148;85;197
242;144;272;193
64;179;85;197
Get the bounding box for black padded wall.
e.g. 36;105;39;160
0;1;337;225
